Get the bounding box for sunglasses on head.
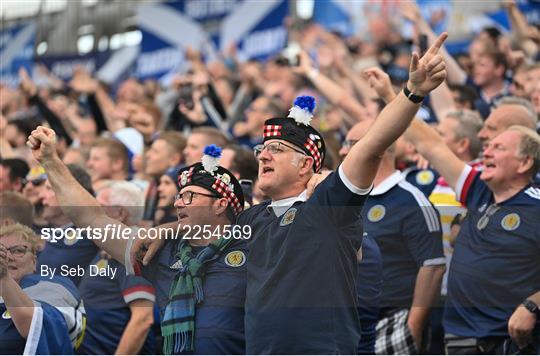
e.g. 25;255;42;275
22;178;46;186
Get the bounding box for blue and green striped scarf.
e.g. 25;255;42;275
161;237;232;354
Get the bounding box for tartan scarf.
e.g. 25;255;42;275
162;237;232;354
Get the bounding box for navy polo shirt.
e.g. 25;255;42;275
363;171;445;311
37;223;99;286
402;167;440;198
77;254;156;355
238;166;371;354
444;165;540;338
356;234;383;354
128;238;248;354
465;76;511;119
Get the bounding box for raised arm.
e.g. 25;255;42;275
294;50;369;122
401;2;467;85
504;1;539;58
0;245;34;338
19;68;74;146
342;33;448;189
26;126;129;262
404;118;465;191
363;67;397;104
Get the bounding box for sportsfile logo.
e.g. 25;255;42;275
40;224;252;243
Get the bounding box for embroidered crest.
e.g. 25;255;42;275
367;205;386;222
501;213;520;231
96;258;108;270
221;173;231;185
2;311;11;319
180;171;189;186
280;208;297;226
224;251;246;267
416;170;434;185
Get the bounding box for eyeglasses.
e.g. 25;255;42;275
4;245;31;257
476;204;500;230
342;140;359;149
22;178;46;186
253;142;306;159
174;191;218;205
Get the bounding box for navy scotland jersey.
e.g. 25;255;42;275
403;167;440;198
77;254;156;354
0;274;85;354
356;234;383;354
37;224;99;286
237;166;370;354
444;165;540;338
363;171;445;311
127;237;248;354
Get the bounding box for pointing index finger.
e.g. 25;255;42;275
427;32;448;55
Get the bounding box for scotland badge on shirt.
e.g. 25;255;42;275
280;208;297;226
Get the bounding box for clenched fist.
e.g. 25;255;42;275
26;126;59;163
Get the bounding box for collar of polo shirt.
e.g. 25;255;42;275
267;190;308;217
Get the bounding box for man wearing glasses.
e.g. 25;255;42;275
238;33;449;354
405;116;540;354
26;127;248;354
21;166;48;229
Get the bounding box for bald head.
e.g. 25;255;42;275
478;104;536;144
339;120;374;160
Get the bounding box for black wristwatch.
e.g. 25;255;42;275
403;86;425;103
522;299;540;317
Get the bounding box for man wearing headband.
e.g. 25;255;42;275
237;33;449;354
27;127;248;354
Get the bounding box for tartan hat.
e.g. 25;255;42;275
177;145;244;215
263;96;326;172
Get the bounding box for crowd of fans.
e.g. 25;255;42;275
1;0;539;354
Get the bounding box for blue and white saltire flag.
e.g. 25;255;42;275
136;0;288;82
136;1;209;81
312;0;451;39
312;0;362;37
96;45;140;85
0;22;36;87
219;0;288;62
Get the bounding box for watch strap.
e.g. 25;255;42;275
523;299;540;316
403;86;425;103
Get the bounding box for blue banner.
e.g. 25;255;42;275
136;0;289;81
37;52;107;81
312;0;539;55
312;0;360;37
36;46;139;85
0;22;36;87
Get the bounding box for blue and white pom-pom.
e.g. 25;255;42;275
288;95;316;126
201;144;222;174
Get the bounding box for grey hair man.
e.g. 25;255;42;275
96;180;145;227
437;110;484;162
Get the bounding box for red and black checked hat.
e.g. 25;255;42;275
177;145;245;215
263;96;326;172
